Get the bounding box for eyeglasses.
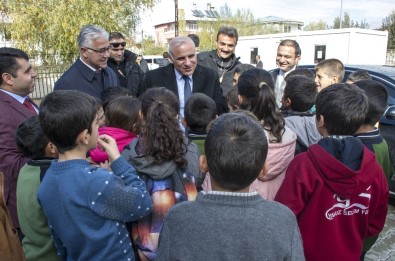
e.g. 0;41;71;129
84;46;111;55
110;42;126;48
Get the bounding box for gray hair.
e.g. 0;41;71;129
168;36;195;57
77;25;109;48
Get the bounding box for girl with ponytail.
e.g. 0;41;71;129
237;68;297;200
122;87;199;261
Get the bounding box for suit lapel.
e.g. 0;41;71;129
0;91;37;118
163;65;179;96
192;65;204;93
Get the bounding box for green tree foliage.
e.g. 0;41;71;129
196;3;277;52
331;12;369;29
3;0;155;63
303;20;328;31
142;36;166;55
381;10;395;49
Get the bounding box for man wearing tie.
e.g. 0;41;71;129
270;39;301;108
141;36;226;117
0;47;38;238
54;25;119;100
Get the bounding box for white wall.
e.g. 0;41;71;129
235;28;388;70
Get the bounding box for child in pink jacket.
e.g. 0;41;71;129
90;96;140;163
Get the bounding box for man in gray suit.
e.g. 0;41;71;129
141;36;226;115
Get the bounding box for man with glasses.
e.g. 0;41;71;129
197;26;240;96
107;32;144;97
54;25;119;99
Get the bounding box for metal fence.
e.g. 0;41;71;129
31;64;72;99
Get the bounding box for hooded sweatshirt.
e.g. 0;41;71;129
90;126;136;163
285;114;322;154
249;126;297;200
121;138;199;261
275;136;389;261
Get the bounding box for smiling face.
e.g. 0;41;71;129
5;58;37;96
169;40;197;76
216;34;237;60
276;45;300;72
80;36;110;69
315;68;336;92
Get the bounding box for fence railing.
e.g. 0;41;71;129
32;64;72;99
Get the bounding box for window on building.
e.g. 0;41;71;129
314;45;326;63
250;47;258;64
284;25;291;33
188;22;198;31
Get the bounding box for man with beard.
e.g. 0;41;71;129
0;47;38;238
54;25;119;99
107;32;145;97
197;26;240;96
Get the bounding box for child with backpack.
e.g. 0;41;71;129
121;87;200;260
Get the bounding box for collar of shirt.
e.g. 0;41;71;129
0;89;27;104
79;57;98;72
280;65;297;77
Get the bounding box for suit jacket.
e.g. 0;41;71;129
0;91;38;228
141;64;227;114
256;60;263;68
270;68;281;87
54;58;119;99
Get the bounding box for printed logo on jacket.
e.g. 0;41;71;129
325;186;371;220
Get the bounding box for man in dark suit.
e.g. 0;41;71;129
270;39;301;108
54;25;119;99
141;36;226;115
0;47;38;237
255;55;263;68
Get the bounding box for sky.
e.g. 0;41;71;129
136;0;394;40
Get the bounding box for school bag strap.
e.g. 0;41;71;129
0;172;26;261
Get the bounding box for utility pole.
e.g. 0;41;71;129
339;0;343;29
175;0;179;37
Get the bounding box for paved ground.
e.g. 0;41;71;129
365;204;395;260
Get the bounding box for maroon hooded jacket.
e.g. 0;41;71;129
275;137;388;261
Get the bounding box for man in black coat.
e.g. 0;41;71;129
197;26;240;96
141;36;226;115
54;25;119;99
107;32;145;97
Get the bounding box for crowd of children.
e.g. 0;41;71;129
9;53;393;261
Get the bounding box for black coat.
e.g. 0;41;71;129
141;63;227;114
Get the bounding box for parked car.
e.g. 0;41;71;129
296;65;395;125
143;55;164;70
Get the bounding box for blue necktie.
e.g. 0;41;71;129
182;75;192;102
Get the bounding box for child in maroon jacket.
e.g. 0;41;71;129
275;83;388;261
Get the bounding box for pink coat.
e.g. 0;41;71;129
249;127;296;200
90;126;136;163
202;127;296;201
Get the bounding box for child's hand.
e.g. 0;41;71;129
99;160;112;171
97;134;121;163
